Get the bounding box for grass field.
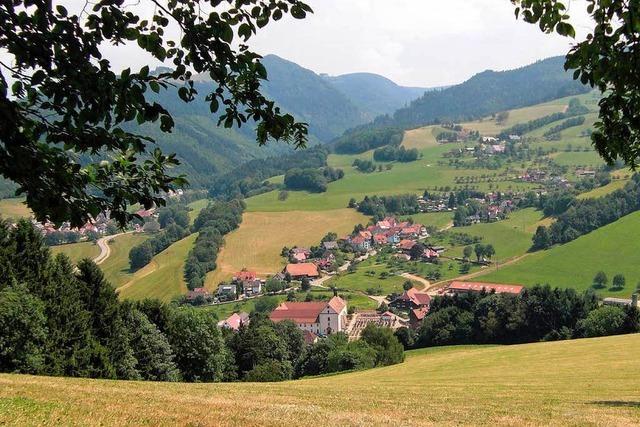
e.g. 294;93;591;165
327;258;415;296
50;241;100;264
100;233;150;288
0;198;31;220
117;233;198;302
477;211;640;296
2;333;639;426
450;208;543;261
406;211;453;230
205;209;368;287
577;178;629;200
187;198;209;224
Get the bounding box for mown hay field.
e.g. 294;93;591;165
1;334;639;426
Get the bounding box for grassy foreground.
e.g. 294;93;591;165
2;334;639;426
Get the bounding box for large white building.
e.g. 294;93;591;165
269;296;347;336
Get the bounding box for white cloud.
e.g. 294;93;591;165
4;0;593;88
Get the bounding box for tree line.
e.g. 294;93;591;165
207;147;329;200
355;194;421;219
283;167;344;193
532;174;640;250
129;223;191;270
543;116;586;139
373;145;419;162
184;200;245;290
396;285;639;349
333;126;404;155
0;220;403;382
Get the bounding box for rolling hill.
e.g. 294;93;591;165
2;334;639;425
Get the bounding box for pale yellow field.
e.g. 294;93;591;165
461;101;567;135
401;125;439;149
0;198;31;220
205;209;368;287
2;334;639;426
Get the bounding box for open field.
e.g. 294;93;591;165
187;198;209;224
577;178;630;200
327;258;416;296
205;209;368;287
0;198;31;220
477;211;640;296
2;333;640;426
449;208;543;260
99;233;150;288
117;233;198;302
401;125;439;149
406;211;453;230
50;241;100;264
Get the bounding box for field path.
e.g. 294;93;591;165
401;272;431;292
428;253;532;291
93;232;132;265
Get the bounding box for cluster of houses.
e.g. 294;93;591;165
31;211;113;242
342;217;428;253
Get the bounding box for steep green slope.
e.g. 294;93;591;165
2;334;639;425
477;211;640;296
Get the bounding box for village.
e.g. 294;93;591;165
189;215;526;343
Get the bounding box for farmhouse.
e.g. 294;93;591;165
285;262;319;279
217;312;250;331
398;239;416;252
389;287;431;311
233;270;256;282
186;287;211;302
269;296;347;336
242;279;263;297
447;281;524;295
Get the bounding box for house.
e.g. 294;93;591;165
233;270;257;282
322;241;338;250
373;234;388;246
285;262;319;279
217;283;237;297
186;287;211;302
350;235;371;252
385;231;401;244
302;330;319;345
292;252;308;262
603;295;639;308
269;295;348;335
409;306;429;329
400;224;422;238
422;248;440;260
446;281;524;295
389;287;431;311
243;279;263;297
217;312;250;331
398;239;416;252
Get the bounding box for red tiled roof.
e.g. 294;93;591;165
285;263;319;277
448;281;524;295
373;234;387;243
302;330;319;345
292;253;307;262
398;239;416;250
218;312;249;331
327;296;346;314
270;301;327;323
234;270;256;281
395;287;431;307
412;307;429;321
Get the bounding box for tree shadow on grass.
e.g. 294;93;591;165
588;401;640;408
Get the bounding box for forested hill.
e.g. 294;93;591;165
352;56;589;133
138;55;429;186
321;72;430;117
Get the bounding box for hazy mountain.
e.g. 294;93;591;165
322;72;429;117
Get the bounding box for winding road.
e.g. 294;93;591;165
92;231;132;265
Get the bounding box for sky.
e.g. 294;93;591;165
5;0;594;88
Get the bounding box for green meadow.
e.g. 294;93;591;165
51;241;100;264
477;211;640;296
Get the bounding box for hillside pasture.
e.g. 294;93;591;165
117;233;198;302
476;211;640;297
205;209;368;287
577;178;630;200
99;233;150;288
2;334;640;425
0;198;31;220
50;241;100;264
